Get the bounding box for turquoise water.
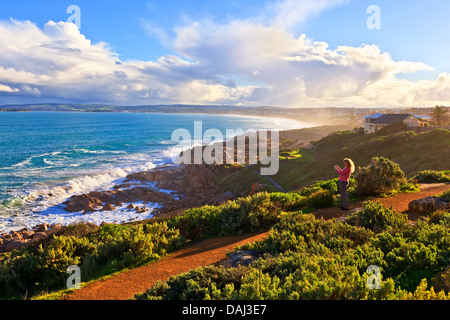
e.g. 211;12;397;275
0;112;306;231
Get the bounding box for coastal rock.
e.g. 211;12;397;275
409;197;450;212
135;206;148;213
50;223;63;232
32;232;48;242
65;195;103;213
5;240;32;252
10;231;23;241
226;251;261;268
212;192;236;205
101;203;116;211
88;191;116;203
23;230;35;239
35;223;48;232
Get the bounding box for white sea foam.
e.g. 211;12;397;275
0;155;165;232
0;200;161;233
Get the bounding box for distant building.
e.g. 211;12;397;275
363;113;429;134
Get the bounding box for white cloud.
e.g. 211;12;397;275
0;84;19;93
0;0;449;108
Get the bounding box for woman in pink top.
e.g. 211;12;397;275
334;158;355;211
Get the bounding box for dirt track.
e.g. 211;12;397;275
314;183;450;221
63;183;450;301
63;232;269;300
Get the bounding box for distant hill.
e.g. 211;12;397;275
0;103;433;127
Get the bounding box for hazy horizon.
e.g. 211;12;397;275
1;1;449;108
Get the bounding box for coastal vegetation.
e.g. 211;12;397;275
136;202;450;300
0;125;449;300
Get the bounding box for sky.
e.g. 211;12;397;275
0;0;449;108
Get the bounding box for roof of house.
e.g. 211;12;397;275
369;114;415;125
363;113;383;119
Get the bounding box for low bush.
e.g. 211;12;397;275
412;170;450;183
304;189;335;209
438;190;450;202
346;201;408;232
137;211;450;300
355;157;408;197
0;221;184;298
170;189;338;241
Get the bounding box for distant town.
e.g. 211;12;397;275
0;103;447;127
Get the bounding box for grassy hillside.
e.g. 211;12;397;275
216;124;450;193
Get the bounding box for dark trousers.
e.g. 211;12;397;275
339;180;349;209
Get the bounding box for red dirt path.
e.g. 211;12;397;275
63;183;450;301
314;183;450;221
63;231;269;300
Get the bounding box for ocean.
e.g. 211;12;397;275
0;111;307;232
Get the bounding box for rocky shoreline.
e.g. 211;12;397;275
0;162;239;254
1;125;354;254
0;222;62;253
0;141;256;254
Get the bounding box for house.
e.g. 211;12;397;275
363;113;429;134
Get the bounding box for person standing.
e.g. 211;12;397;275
334;158;355;211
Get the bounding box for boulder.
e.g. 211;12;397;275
101;203;116;211
23;230;35;239
2;233;12;243
10;231;23;241
33;232;48;241
226;251;261;268
87;191;116;203
115;190;133;203
212;192;235;205
36;223;48;232
65;202;85;213
32;232;48;242
409;197;450;212
5;240;32;252
65;195;103;212
135;206;148;213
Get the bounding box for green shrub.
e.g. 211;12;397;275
82;222;184;280
347;201;408;232
135;210;450;301
135;265;247;300
355;157;408;197
168;206;222;239
412;170;450;183
438;190;450;202
269;192;305;211
375;121;408;136
169;192;280;240
0;235;94;297
0;221;184;298
304;189;335;209
310;179;339;194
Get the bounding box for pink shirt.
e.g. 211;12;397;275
335;166;351;182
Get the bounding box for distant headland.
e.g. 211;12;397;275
0;103;436;127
